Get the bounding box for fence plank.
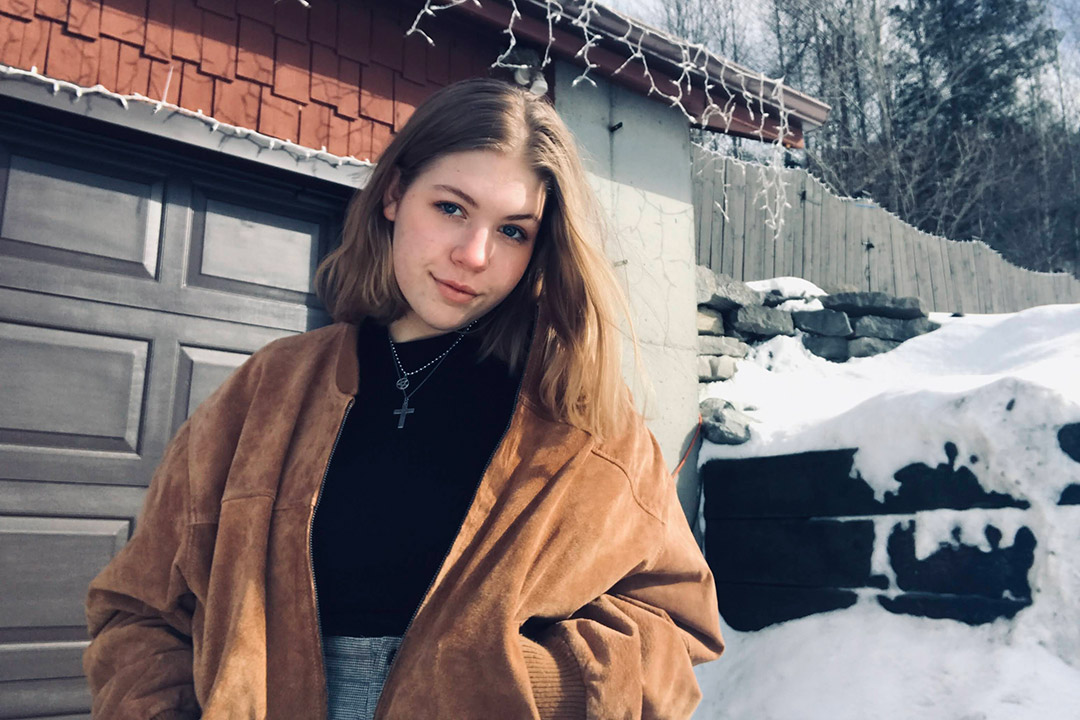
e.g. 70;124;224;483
1050;274;1067;305
937;236;957;312
771;176;785;278
694;150;712;268
824;193;843;289
1033;272;1053;308
950;241;967;313
972;243;993;313
907;229;926;308
972;242;987;313
933;235;953;312
835;196;849;290
1019;269;1037;310
988;248;1005;313
691;148;703;265
709;156;727;277
917;232;942;311
869;207;892;294
1058;273;1080;304
890;214;912;298
743;165;765;280
804;176;822;288
945;240;967;313
959;241;980;314
1047;273;1066;306
989;250;1009;312
816;190;831;288
782;170;804;278
1045;274;1056;305
844;201;862;290
1038;272;1053;306
724;159;746;280
867;205;882;292
762;174;778;279
1066;274;1080;303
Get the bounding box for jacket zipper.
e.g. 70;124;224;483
310;397;355;715
372;364;528;719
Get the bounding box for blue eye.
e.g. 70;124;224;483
436;201;463;217
501;225;528;243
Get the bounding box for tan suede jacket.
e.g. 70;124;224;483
83;321;724;720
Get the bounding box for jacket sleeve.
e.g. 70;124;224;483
83;421;202;720
521;476;725;720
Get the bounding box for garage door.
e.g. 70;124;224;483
0;103;352;718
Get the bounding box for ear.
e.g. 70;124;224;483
382;168;402;222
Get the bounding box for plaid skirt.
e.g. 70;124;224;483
323;635;404;720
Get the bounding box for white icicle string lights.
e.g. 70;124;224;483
405;0;794;241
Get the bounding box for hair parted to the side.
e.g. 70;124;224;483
315;77;635;440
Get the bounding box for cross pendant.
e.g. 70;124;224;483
393;396;415;429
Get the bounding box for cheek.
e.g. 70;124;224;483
498;244;536;294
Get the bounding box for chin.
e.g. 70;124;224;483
418;308;478;334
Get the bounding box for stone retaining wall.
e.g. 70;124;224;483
697;266;941;384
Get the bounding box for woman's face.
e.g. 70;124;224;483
383;149;545;342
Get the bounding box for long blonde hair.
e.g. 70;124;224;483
316;78;633;439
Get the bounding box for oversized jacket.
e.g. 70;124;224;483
83;319;725;720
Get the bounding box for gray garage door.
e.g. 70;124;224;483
0;104;351;718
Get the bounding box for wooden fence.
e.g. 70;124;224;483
692;146;1080;312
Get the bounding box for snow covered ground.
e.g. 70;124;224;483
694;294;1080;720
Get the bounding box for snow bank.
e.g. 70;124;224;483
695;303;1080;720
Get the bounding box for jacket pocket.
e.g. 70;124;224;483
519;632;586;720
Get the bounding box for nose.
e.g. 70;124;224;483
451;224;491;270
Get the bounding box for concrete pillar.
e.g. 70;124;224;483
553;62;702;527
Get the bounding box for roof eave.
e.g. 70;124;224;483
449;0;830;148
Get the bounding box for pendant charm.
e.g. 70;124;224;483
396;377;409;390
393;396;415;429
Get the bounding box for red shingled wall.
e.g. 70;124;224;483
0;0;505;160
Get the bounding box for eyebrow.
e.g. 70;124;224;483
432;184;541;223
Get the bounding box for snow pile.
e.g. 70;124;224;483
695;303;1080;720
745;276;825;311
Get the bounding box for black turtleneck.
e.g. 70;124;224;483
311;318;523;638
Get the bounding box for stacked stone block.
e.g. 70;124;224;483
696;268;941;380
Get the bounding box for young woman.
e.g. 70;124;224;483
84;78;723;720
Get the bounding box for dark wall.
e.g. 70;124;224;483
699;431;1071;631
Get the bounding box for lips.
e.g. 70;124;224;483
433;275;479;304
434;276;478;296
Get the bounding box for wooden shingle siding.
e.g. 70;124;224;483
100;0;146;44
0;0;33;21
1;0;507;161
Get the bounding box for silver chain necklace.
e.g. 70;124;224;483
387;323;474;429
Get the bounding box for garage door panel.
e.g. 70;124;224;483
0;287;291;487
198;197;323;295
0;516;128;628
0;480;145;524
0;641;87;683
0;153;163;279
0;322;148;454
0;253;330;333
0;676;91;719
175;345;250;434
0;158;340;335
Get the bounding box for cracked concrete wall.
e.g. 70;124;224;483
553;62;701;525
